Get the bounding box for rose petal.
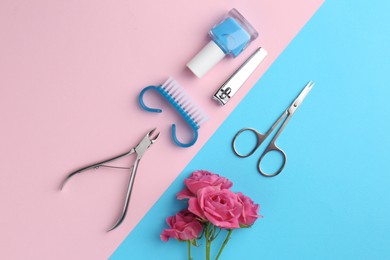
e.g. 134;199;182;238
188;198;205;219
176;187;195;200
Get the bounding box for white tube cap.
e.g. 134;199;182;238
186;41;225;78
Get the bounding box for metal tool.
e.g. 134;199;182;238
213;47;268;105
232;81;314;177
61;128;160;231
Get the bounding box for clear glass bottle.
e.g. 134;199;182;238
187;8;258;78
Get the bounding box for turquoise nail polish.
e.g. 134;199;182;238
187;8;258;78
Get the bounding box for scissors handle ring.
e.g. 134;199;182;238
232;128;263;158
257;143;287;177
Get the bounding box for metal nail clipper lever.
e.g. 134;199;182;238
61;128;160;231
213;47;268;105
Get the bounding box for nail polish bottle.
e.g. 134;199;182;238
187;8;258;78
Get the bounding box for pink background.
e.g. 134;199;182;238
0;0;323;259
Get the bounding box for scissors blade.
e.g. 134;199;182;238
288;81;314;114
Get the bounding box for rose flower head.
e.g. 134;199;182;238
237;192;261;227
177;170;233;200
188;186;243;229
160;210;203;242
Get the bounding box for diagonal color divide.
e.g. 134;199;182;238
0;0;323;259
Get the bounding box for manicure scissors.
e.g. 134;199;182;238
232;81;314;177
61;128;160;231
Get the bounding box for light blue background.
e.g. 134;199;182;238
111;1;390;259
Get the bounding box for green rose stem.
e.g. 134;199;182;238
205;223;211;260
187;240;192;260
215;229;233;260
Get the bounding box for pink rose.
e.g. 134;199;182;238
237;192;261;227
160;210;203;242
188;186;242;229
177;170;233;200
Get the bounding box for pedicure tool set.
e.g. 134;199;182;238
61;8;315;230
187;8;258;78
213;47;268;105
61;129;160;231
138;77;208;148
232;81;315;177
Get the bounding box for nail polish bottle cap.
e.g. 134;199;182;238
186;41;225;78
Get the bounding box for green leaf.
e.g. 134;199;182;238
191;239;198;247
239;223;252;228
